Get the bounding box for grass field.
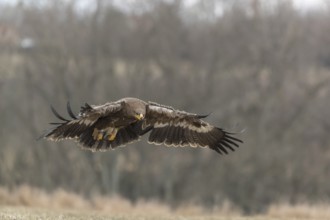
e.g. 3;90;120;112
1;186;330;220
2;205;330;220
1;206;330;220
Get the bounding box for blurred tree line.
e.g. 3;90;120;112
0;0;330;213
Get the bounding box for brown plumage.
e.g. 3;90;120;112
40;97;243;155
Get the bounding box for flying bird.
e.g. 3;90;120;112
41;97;242;155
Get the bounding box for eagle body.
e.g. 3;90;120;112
42;97;242;155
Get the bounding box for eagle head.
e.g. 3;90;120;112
122;98;146;121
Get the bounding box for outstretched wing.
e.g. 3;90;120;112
41;101;145;151
144;102;242;155
42;101;123;141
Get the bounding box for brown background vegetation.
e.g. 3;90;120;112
0;0;330;214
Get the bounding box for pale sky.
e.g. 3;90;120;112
0;0;327;11
293;0;327;10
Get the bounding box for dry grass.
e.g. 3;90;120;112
0;185;240;216
267;203;330;219
0;186;91;210
1;206;329;220
1;185;330;220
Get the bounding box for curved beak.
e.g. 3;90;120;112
135;113;144;120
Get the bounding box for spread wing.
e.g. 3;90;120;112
40;101;143;151
39;101;147;151
42;101;123;141
144;102;242;155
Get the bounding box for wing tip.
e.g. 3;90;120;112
196;112;212;119
208;128;243;155
36;133;46;141
36;128;57;141
67;101;78;119
50;105;70;122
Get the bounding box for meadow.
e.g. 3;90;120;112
0;186;329;220
1;205;330;220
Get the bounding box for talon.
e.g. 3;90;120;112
107;128;118;141
108;133;116;141
97;133;103;141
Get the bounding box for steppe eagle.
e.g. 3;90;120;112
41;97;242;155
